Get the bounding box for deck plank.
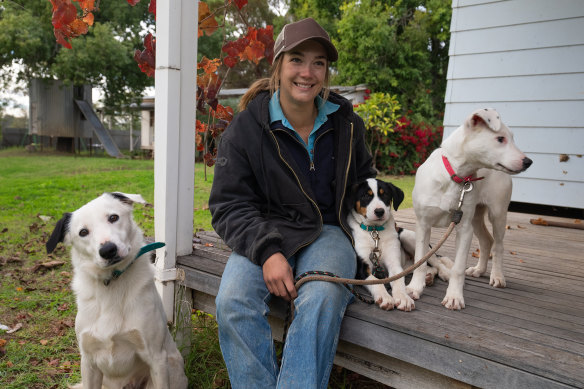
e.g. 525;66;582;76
177;209;584;388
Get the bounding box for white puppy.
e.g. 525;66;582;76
408;108;532;310
347;178;452;311
46;192;188;389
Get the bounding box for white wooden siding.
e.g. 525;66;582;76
445;0;584;209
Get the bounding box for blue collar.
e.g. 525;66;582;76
103;242;165;286
268;91;340;153
360;223;385;232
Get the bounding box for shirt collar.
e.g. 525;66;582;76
268;91;340;135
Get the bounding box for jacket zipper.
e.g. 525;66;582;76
338;122;355;246
269;129;323;255
275;127;332;172
310;128;333;171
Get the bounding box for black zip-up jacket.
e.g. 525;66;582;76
209;90;376;266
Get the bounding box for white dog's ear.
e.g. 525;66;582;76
46;212;72;253
108;192;150;206
467;108;501;132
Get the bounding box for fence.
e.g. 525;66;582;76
1;128;141;151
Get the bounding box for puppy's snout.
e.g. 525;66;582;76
99;242;118;260
374;208;385;218
522;157;533;171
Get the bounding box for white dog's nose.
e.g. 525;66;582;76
99;242;118;260
374;208;385;218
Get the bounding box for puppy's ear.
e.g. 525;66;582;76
467;108;501;132
389;183;405;211
346;182;361;210
108;192;149;206
46;213;72;254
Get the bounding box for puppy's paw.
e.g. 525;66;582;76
465;265;486;278
392;290;415;312
425;266;438;286
406;280;425;300
374;293;395;310
441;293;465;310
489;272;506;288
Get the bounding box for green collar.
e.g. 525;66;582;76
103;242;165;286
360;223;385;232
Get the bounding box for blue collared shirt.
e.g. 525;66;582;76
268;91;340;161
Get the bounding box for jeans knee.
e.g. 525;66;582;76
299;281;351;309
215;288;230;325
215;283;245;325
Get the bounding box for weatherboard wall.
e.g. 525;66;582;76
444;0;584;209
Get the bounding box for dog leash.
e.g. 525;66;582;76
103;242;166;286
282;183;475;343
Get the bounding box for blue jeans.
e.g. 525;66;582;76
215;225;356;389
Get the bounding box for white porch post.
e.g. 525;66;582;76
154;0;197;322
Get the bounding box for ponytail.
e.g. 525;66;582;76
238;79;270;112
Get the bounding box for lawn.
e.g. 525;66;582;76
0;148;414;388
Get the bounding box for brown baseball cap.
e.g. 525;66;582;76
274;18;338;62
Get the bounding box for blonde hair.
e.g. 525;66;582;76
237;50;331;112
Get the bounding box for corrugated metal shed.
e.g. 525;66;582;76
29;78;93;138
445;0;584;209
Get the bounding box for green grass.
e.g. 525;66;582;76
0;148;411;388
0;148;216;388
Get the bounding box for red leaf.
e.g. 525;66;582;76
233;0;248;10
134;33;156;77
52;2;77;29
195;134;204;151
223;56;238;68
198;2;218;37
54;30;72;49
148;0;156;17
210;104;233;122
82;12;94;26
198;56;221;74
51;0;96;48
127;0;141;5
69;18;89;35
203;152;215;167
196;120;208;133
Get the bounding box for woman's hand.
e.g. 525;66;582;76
262;253;297;301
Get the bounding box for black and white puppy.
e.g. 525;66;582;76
347;178;452;311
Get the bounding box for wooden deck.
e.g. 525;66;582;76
177;209;584;388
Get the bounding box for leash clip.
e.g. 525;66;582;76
451;182;474;224
369;230;383;273
457;181;474;210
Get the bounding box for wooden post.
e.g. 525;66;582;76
154;0;197;323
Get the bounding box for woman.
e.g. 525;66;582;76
209;18;376;388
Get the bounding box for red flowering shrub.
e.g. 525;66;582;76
375;116;443;175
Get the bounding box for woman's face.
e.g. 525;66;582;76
278;40;328;110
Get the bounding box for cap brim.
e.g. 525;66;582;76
278;37;338;62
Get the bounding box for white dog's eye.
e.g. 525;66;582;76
79;228;89;237
108;214;119;223
497;136;505;143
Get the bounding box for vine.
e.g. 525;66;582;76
50;0;274;166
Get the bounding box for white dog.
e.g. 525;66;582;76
347;178;453;311
46;192;188;389
408;108;532;310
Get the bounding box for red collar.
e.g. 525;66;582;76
442;155;484;184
